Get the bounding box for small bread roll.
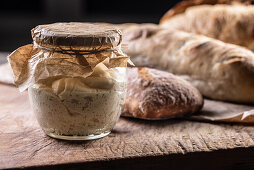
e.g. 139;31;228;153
122;67;203;120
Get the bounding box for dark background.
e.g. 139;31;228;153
0;0;180;51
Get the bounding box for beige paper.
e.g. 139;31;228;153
189;99;254;124
0;63;14;85
0;63;254;124
7;43;130;92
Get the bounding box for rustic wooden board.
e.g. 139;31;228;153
1;84;254;169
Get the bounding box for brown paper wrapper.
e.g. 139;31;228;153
7;43;130;92
189;99;254;124
0;63;253;124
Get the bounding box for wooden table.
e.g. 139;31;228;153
1;53;254;170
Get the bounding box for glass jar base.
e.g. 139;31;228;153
45;131;111;141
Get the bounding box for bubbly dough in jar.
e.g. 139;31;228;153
28;63;126;136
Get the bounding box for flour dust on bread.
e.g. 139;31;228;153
122;67;203;120
160;0;254;51
120;24;254;104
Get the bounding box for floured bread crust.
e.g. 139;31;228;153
160;1;254;51
122;67;203;120
120;24;254;104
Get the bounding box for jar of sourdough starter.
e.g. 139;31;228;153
8;23;131;140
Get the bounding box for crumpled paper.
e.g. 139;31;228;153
0;63;254;124
7;42;130;92
189;99;254;124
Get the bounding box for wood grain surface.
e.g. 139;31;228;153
1;84;254;169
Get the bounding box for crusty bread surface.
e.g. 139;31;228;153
122;67;203;120
160;0;254;51
121;24;254;104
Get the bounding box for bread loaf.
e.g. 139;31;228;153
122;67;203;120
160;0;254;51
120;24;254;104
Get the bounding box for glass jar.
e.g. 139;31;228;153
8;22;130;140
28;66;127;140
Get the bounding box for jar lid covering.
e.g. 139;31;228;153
31;22;122;47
